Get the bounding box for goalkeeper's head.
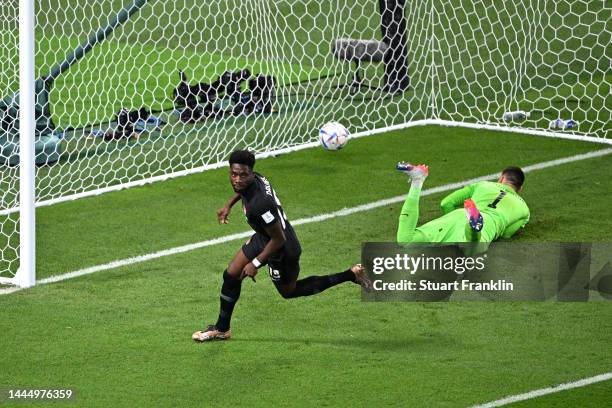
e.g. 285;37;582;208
228;150;256;193
499;166;525;192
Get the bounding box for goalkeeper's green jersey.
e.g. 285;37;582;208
417;181;530;243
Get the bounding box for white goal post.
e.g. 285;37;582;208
1;0;610;286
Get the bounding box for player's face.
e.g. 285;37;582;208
229;163;254;193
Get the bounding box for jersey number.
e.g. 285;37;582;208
487;190;507;209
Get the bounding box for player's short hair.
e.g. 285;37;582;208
229;149;256;169
501;166;525;189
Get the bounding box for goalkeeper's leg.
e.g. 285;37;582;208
460;199;491;256
396;163;429;243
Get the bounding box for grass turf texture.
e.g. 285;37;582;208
1;126;612;407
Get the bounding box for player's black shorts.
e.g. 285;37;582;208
242;233;302;284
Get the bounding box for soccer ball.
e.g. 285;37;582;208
319;122;349;151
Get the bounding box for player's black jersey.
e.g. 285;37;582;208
241;173;299;246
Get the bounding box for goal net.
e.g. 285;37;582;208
0;0;610;285
1;0;20;284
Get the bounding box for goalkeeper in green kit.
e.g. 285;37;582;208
396;163;530;245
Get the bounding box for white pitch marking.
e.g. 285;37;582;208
1;147;611;295
470;371;612;407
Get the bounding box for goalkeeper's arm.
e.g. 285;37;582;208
501;214;530;239
440;184;475;214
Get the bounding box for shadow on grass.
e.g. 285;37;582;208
232;333;457;352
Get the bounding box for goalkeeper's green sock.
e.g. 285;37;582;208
396;182;422;243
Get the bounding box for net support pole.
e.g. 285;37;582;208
17;0;36;288
47;0;149;81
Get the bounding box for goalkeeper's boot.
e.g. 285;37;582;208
464;198;484;232
396;162;429;182
192;325;232;342
351;263;373;292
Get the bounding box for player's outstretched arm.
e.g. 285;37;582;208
440;184;474;214
501;215;530;239
217;192;242;224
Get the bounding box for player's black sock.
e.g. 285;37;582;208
285;269;355;298
215;270;242;331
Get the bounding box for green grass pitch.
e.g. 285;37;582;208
0;0;611;405
1;126;611;407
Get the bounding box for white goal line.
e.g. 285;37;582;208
1;146;610;296
0;119;609;218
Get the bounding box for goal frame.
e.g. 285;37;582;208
4;0;610;287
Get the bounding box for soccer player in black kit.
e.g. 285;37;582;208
193;150;371;341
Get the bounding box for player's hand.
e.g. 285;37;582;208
217;206;231;224
240;262;258;282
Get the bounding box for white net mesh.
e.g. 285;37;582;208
0;0;610;282
27;0;428;201
0;0;20;280
434;0;610;135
